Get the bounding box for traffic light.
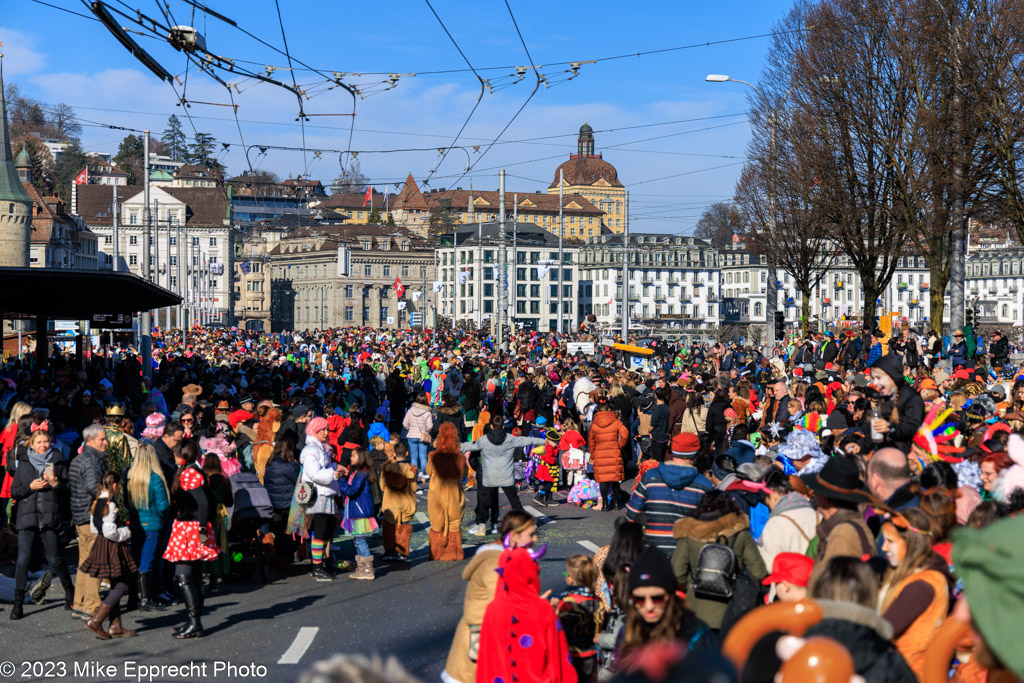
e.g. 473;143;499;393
774;311;785;340
965;307;975;326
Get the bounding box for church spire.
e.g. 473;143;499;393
0;52;32;268
0;56;31;205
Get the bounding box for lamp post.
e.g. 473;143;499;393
706;74;791;350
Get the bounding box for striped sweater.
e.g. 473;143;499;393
626;463;712;552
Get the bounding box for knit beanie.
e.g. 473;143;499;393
627;547;677;595
670;432;701;459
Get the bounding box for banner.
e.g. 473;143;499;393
458;271;468;285
538;264;552;279
397;301;407;310
412;291;422;302
432;281;444;293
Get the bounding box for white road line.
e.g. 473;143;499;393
278;626;318;665
523;505;555;524
414;511;429;524
577;540;602;554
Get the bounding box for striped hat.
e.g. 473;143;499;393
671;432;701;458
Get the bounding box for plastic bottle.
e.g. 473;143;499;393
871;404;884;443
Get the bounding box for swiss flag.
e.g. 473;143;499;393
362;185;372;207
393;276;405;298
74;167;88;185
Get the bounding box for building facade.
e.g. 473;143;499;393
548;123;626;234
435;222;579;332
579;233;720;339
268;224;433;332
76;184;235;326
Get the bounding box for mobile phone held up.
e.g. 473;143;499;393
43;463;54;479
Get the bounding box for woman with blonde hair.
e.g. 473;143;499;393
126;444;170;611
1;401;33;525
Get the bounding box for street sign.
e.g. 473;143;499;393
566;342;595;355
90;313;133;329
410;312;422;326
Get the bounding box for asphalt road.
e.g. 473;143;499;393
0;485;624;683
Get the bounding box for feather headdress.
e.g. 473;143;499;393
912;403;965;464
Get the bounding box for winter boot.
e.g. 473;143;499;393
9;590;25;620
108;605;137;638
62;579;75;611
349;555;375;581
138;572;162;612
311;564;334;580
29;569;53;604
86;603;113;640
173;576;204;639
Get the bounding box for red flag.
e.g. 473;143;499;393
393;277;405;298
74;167;88;185
362;186;372;207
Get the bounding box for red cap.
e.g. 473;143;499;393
952;368;973;381
762;552;814;587
671;432;701;458
228;409;253;430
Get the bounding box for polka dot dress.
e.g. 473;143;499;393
163;467;222;563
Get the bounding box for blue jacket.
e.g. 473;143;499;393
867;342;882;367
949;340;968;367
366;422;391;444
625;463;712;552
336;470;375;521
264;459;300;510
133;471;170;530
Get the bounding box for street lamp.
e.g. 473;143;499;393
706;72;785;349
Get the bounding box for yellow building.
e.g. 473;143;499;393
548;123;626;233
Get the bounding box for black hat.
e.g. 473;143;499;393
801;456;874;505
627;547;677;594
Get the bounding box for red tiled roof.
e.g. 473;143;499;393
309;191;387;210
164;187;230;226
75;184;142;225
393;173;428;211
550;155;622;188
24;183;76;244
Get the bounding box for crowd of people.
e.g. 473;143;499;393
0;322;1023;682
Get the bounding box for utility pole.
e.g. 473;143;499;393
112;184;119;272
512;194;518;323
140;129;152;380
153;198;161;330
558;169;564;334
497;169;507;348
476;213;483;330
620;192;630;341
176;218;182;332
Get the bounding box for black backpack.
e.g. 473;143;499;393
692;534;738;599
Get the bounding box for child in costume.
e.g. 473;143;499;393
475;540;577;683
426;422;465;561
380;459;417;562
555;554;604;682
336;448;379;580
532;429;562;508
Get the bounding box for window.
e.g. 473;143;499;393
170;256;177;266
530;284;540;298
210;237;217;246
516;301;526;314
364;265;372;277
129;235;138;246
129;213;137;225
517;268;527;281
401;265;409;277
563;268;572;281
484;300;493;313
484;283;494;297
345;285;354;297
517;284;527;298
707;305;714;317
383;265;391;277
530;301;540;314
420;266;427;278
129;255;138;266
380;306;389;320
169;236;176;246
192;237;200;246
363;305;370;320
104;235;112;245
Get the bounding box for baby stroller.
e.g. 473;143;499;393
227;473;274;584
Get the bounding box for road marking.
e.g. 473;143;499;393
523;505;555;525
414;511;428;524
278;626;318;665
577;540;602;554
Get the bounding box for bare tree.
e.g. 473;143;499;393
694;202;742;249
331;157;369;194
47;103;82;141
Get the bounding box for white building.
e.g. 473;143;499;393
580;233;720;340
435;222;579;332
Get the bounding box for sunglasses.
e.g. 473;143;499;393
181;418;195;423
955;334;964;338
631;592;669;607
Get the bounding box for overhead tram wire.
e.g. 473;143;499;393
273;0;308;175
421;0;487;188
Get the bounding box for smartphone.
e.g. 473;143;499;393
43;463;54;478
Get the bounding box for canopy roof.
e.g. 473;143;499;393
0;268;180;320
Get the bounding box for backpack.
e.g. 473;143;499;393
692;534;738;599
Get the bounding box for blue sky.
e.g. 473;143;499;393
5;0;791;233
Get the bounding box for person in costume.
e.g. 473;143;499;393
102;403;133;520
162;439;221;639
475;539;577;683
427;422;465;561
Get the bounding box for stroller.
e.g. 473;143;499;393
227;473;274;583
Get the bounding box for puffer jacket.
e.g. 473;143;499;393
432;405;466;442
402;403;434;442
129;471;170;531
588;410;628;483
69;444;105;526
11;447;67;532
300;438;340;500
264;458;301;510
336;470;375;520
671;512;767;630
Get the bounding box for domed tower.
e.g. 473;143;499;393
0;61;32;268
548;122;625;235
15;144;31;182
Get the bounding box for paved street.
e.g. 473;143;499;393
0;486;623;682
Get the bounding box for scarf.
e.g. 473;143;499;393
27;446;52;475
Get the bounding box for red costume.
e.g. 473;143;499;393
476;546;577;683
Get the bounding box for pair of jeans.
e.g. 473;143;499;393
474;485;524;525
408;438;428;474
352;535;370;557
132;522;162;574
16;529;72;592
